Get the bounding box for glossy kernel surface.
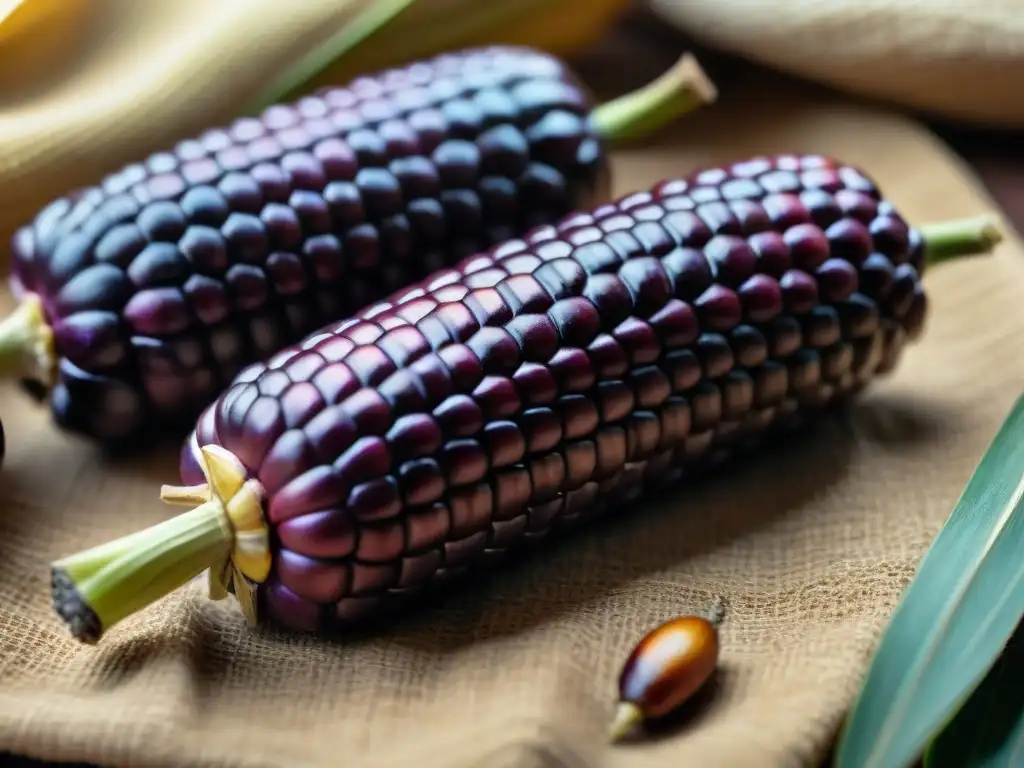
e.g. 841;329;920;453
618;616;720;718
178;153;928;633
10;46;608;444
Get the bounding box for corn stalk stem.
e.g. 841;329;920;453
589;53;717;145
921;215;1004;266
51;501;232;643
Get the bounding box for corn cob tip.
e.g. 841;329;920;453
590;52;718;145
608;701;644;743
49;447;269;643
0;293;57;388
919;213;1004;266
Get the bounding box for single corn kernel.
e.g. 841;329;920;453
609;601;726;742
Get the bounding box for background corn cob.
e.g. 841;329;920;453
0;47;715;447
50;153;1002;642
0;0;632;253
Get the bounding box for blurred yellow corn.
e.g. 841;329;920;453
0;0;53;44
0;0;631;252
294;0;633;94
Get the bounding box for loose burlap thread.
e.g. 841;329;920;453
2;63;1024;768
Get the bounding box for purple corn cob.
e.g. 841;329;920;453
50;154;1002;643
1;48;716;447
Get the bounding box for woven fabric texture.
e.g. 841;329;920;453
1;67;1023;768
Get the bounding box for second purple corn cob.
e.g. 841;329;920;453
1;47;715;446
50;153;1002;643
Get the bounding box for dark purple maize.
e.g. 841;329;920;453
9;46;610;444
177;153;928;633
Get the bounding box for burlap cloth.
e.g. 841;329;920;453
2;56;1024;768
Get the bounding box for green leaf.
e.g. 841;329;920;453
924;617;1024;768
833;392;1024;768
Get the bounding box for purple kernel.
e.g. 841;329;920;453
785;223;830;270
398;459;446;505
404;503;451;550
233;395;285;472
647;299;699;347
441;439;488;485
356;519;405;563
512;363;558;405
747;231;791;277
738;274;783;323
225;264;269;310
280;381;326;427
258;429;316;494
55;264;131;315
704;235;758;286
53;311;125;369
263;582;321;633
547;296;600;347
815;259;859;302
268;465;347;524
179;226;229;273
825;218;873;264
779;270;819;314
835;189;878;223
275;550;349;604
548;347;596;392
869;215;911;260
333;435;391;484
858;253;895;299
127;243;187;287
221;213;268;262
266;252;308;295
661;247;715;300
123;287;190;335
694;284;742;331
386;413;443;459
276;507;360;557
346;477;402;521
618;257;673;317
182;274;229;325
763;194;809;229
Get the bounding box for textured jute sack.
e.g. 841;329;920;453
1;63;1023;767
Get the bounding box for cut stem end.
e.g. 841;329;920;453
921;214;1004;267
50;446;271;644
0;293;56;387
608;701;645;743
51;567;102;644
590;53;717;145
50;501;233;643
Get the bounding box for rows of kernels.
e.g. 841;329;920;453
9;47;606;443
181;153;927;632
